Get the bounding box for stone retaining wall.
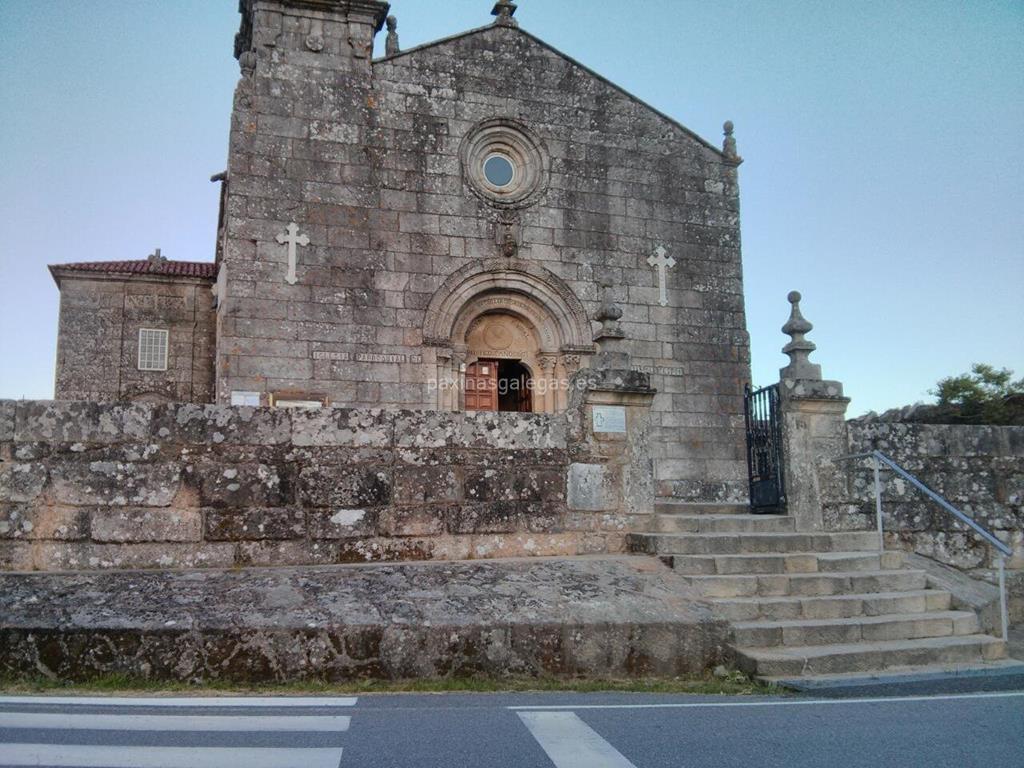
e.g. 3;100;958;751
0;557;730;682
825;422;1024;577
0;400;650;571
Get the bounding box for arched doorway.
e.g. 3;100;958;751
463;313;538;412
422;260;594;413
464;359;533;413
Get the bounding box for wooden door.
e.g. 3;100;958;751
464;360;498;411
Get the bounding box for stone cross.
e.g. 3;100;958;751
647;245;676;307
276;222;309;285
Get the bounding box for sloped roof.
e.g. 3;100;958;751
374;22;729;160
49;259;217;286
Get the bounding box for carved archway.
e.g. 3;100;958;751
423;259;593;412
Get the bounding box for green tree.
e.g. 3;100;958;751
931;364;1024;424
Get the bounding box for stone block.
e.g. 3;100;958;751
291;408;393;447
392;411;464;448
14;402;153;444
298;466;391;507
49;461;181;507
0;463;48;503
307;507;379;539
566;463;609;511
151;404;292;445
379;505;452;537
194;463;289;508
91;507;202;543
449;501;523;534
29;542;236;571
392;466;459;505
0;505;88;541
203;507;305;541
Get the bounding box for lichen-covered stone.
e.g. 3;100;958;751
0;463;49;503
290;408;393;448
194;462;289;508
91;507;202;543
0;505;89;541
14;401;153;444
48;461;181;507
298;466;391;507
151;404;291;446
204;507;306;541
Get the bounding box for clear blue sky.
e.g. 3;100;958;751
1;0;1021;415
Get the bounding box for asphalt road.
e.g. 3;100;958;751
0;689;1021;767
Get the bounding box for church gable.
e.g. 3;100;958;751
373;24;727;166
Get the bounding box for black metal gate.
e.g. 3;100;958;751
744;384;786;513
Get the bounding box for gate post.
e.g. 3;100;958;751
775;292;850;532
566;293;658;526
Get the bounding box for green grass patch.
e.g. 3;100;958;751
0;670;778;697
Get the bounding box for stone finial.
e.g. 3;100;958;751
147;248;167;265
385;15;400;56
238;50;257;77
593;279;628;369
722;120;742;163
491;0;518;27
595;279;624;334
780;291;822;380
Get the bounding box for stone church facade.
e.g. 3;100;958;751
49;0;750;501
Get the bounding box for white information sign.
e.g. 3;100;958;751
592;405;627;433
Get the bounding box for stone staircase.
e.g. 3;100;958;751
629;501;1009;682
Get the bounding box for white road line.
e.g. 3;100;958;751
518;711;637;768
0;695;357;708
509;690;1024;710
0;711;351;731
0;745;342;768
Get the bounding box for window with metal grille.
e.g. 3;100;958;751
137;328;168;371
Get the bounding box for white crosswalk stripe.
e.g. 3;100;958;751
0;711;351;731
0;695;358;707
518;710;638;768
0;695;357;768
0;744;343;768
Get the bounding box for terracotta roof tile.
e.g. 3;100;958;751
49;259;217;280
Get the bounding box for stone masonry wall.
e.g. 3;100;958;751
0;400;650;571
217;3;750;502
54;276;216;404
823;423;1024;574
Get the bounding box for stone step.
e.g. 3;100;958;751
678;569;928;598
652;514;797;534
761;658;1024;691
653;501;752;516
629;531;879;556
732;610;980;647
665;550;904;575
711;589;953;621
737;634;1007;678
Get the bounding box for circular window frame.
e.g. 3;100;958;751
461;118;549;209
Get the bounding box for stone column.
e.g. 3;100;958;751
775;292;850;531
566;286;657;525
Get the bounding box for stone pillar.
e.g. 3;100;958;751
566;288;657;523
775;292;850;531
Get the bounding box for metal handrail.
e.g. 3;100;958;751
836;449;1011;642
